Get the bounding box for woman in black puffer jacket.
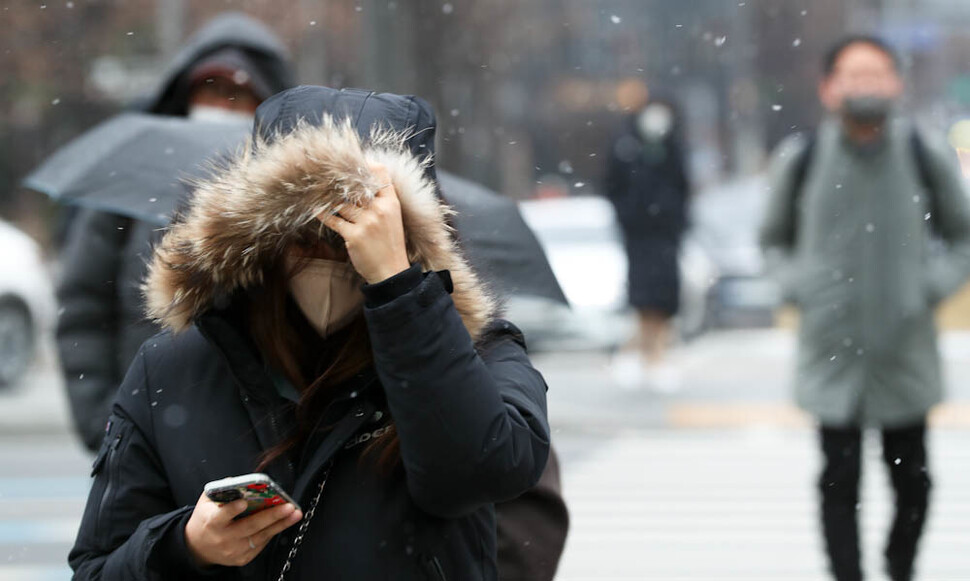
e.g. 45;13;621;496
69;85;550;581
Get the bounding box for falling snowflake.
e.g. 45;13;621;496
772;104;783;111
610;14;622;24
792;38;802;47
715;36;727;47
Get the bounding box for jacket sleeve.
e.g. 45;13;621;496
363;269;550;519
758;134;809;303
69;346;217;581
56;208;130;451
919;131;970;305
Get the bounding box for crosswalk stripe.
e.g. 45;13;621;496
0;567;73;581
0;520;79;544
555;428;970;580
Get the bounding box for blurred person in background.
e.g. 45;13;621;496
56;12;295;453
760;35;970;581
605;98;690;392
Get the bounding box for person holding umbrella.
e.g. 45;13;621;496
69;85;551;581
54;12;295;452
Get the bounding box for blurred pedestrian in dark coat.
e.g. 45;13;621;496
605;99;690;391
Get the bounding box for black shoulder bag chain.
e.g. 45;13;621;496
274;395;378;580
275;460;333;581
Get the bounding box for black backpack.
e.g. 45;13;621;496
786;129;939;245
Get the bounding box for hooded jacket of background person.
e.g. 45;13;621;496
56;12;295;451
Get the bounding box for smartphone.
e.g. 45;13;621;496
204;473;301;520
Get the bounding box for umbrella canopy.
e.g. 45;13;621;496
24;111;566;306
438;172;567;305
23;112;250;226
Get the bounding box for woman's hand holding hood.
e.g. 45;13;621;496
320;163;411;284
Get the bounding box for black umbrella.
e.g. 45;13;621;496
438;172;567;306
23;112;250;226
24;112;566;305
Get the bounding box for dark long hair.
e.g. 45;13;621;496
249;257;400;474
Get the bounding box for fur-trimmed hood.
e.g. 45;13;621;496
143;86;495;340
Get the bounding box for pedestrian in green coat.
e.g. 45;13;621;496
760;35;970;581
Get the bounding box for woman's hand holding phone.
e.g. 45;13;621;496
184;492;303;568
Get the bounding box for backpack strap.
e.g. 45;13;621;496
786;128;939;241
909;129;940;235
784;132;816;247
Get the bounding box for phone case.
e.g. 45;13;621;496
204;473;301;519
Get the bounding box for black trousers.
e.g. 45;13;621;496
818;422;931;581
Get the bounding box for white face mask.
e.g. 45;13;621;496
285;256;364;338
187;105;255;125
637;103;674;141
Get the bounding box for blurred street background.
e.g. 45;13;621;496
5;1;970;580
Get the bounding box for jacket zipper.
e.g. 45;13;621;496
95;433;123;536
425;555;447;581
269;412;296;477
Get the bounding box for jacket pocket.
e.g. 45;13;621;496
90;414;132;539
422;555;447;581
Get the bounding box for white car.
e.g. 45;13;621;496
0;220;56;386
686;175;781;328
510;196;715;352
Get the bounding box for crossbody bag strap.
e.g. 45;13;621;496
276;398;378;580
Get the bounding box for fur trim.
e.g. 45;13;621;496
143;117;495;340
